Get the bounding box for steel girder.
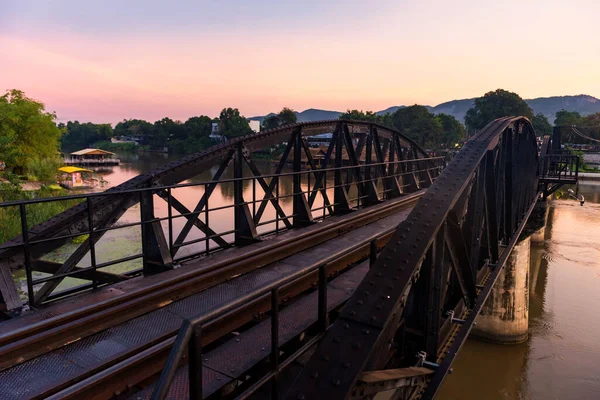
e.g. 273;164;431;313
284;117;541;400
0;120;435;311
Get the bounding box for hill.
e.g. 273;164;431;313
250;94;600;125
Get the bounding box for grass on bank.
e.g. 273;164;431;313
0;182;82;243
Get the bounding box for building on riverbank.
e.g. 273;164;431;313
64;148;120;167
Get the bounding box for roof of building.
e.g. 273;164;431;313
70;148;115;156
58;166;94;174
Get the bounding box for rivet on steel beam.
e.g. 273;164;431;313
322;354;330;361
343;361;351;368
350;310;356;316
352;342;362;349
332;379;341;387
362;328;370;334
357;300;364;305
343;323;350;329
363;290;370;296
333;336;341;343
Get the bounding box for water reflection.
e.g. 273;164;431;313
439;183;600;399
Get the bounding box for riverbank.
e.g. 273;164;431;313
579;172;600;181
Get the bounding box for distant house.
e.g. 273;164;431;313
249;120;260;133
65;148;120;166
306;133;333;147
111;136;140;145
209;122;227;142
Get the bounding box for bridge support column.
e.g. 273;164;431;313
472;236;530;344
530;200;549;243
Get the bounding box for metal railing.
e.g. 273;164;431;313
538;153;579;181
0;156;444;307
151;230;391;400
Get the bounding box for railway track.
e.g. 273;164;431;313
0;192;423;399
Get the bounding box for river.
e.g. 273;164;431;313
438;180;600;400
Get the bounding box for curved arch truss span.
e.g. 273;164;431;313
0;120;442;310
285;117;541;400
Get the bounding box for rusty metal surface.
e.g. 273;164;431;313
0;203;412;399
0;193;420;376
284;117;542;399
130;262;370;400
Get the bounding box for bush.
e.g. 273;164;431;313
0;184;82;243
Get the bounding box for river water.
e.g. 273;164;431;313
13;152;600;399
438;181;600;400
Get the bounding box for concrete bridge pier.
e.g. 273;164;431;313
472;236;531;344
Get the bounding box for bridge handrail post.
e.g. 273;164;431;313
318;265;328;331
19;203;35;306
86;197;98;291
167;188;173;257
205;184;209;255
270;288;280;398
189;324;204;400
369;239;377;268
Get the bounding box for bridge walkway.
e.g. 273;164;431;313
0;195;419;400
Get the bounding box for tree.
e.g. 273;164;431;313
532;113;553;137
278;107;297;125
0;89;62;175
261;108;298;130
554;110;582;126
114;119;154;141
339;110;395;129
219;108;252;137
61;121;114;149
339;109;379;122
391;105;443;149
436;113;466;148
261;115;281;130
183;116;213;140
465;89;534;131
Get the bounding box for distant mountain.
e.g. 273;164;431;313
248;108;341;124
525;95;600;122
376;106;405;115
250;94;600;125
428;99;476;122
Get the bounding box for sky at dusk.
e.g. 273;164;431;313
1;0;599;124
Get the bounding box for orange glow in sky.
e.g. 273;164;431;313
1;0;598;123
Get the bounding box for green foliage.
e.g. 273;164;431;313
338;109;395;129
532;113;553;137
219;108;253;137
554;110;582;126
0;89;62;175
114;119;154;139
261;108;298;130
465;89;534;131
94;141;138;152
61;121;114;149
391;105;444;149
436;113;466;147
0;184;82;243
261;115;281;130
565;146;598;172
25;157;62;183
278;107;297;125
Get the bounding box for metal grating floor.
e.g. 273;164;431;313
130;262;369;400
0;209;409;400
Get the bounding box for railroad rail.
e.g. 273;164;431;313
0;194;421;400
0;120;440;313
0;116;582;400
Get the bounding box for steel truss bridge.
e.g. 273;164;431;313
0;117;578;400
